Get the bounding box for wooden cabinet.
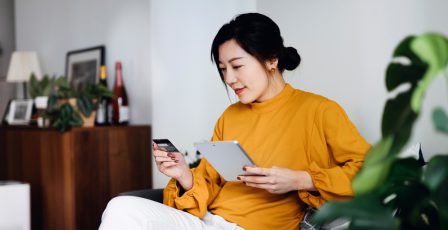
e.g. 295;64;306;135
0;125;152;230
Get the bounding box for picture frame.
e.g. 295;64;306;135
4;99;33;125
65;45;105;91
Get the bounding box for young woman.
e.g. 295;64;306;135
100;13;371;230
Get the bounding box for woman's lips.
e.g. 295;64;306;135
234;87;245;95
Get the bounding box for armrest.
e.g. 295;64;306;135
119;188;164;203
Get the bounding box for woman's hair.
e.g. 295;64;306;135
211;13;301;83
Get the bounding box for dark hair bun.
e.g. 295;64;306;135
212;13;301;83
279;47;301;71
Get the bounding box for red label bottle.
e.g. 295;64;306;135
112;61;129;125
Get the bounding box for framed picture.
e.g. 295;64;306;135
4;99;33;125
65;45;105;91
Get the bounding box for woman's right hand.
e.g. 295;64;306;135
153;143;193;190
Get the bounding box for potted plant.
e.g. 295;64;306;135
28;74;66;127
45;77;113;132
313;33;448;229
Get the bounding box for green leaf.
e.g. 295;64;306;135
386;35;428;92
353;136;394;195
423;155;448;192
385;63;426;92
68;111;83;126
410;33;448;112
313;194;397;229
431;178;448;229
47;95;58;109
40;76;50;95
433;177;448;229
381;91;418;155
423;155;448;229
96;84;114;98
392;36;418;60
76;95;93;116
383;158;422;186
28;73;39;98
432;107;448;134
28;74;56;98
382;91;418;138
387;182;431;227
60;104;73;118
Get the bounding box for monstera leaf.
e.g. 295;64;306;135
315;32;448;229
353;136;394;195
313;194;397;230
385;36;427;92
355;33;448;195
423;155;448;229
432;107;448;134
410;33;448;112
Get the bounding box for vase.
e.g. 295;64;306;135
59;98;97;128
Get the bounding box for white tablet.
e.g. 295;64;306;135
194;141;256;181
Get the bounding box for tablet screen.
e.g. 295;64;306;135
194;141;256;181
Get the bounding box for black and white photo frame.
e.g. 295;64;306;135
65;45;105;91
3;99;33;125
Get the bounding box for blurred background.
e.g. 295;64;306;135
1;0;447;189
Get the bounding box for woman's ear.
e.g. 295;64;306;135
265;58;278;71
266;58;278;70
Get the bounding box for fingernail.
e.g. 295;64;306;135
242;167;247;171
171;157;176;160
237;176;241;180
167;153;173;157
175;160;179;163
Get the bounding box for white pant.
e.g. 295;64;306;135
99;196;244;230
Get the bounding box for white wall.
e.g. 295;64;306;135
150;0;256;188
14;0;447;189
15;0;151;124
258;0;448;159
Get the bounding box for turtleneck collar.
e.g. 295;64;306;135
248;84;295;113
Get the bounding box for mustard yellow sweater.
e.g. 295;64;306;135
163;84;371;229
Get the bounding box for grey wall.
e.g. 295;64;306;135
0;0;16;116
258;0;448;159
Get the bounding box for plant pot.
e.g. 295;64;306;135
59;98;97;128
37;117;51;128
34;96;49;109
80;110;96;127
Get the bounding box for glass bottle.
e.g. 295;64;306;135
111;61;129;125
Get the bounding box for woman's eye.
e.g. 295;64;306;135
220;67;226;72
233;65;243;70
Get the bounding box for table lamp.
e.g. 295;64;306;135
6;51;42;98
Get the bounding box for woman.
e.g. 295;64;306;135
100;13;370;230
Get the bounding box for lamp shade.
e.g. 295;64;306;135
6;51;42;82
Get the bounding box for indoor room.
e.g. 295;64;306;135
1;0;447;229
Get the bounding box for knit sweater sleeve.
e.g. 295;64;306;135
163;116;226;218
299;100;371;208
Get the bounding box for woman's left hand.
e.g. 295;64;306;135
238;166;316;194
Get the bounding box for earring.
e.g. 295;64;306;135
270;68;276;74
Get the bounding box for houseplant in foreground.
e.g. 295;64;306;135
313;33;448;229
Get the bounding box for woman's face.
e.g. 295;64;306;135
218;39;273;104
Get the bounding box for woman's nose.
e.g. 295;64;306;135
224;70;237;85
